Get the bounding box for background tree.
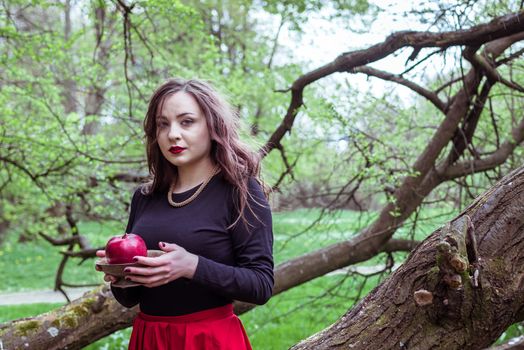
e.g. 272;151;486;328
1;0;524;349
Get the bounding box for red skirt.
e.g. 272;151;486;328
128;304;252;350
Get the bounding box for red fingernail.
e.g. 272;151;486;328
161;242;166;247
133;257;138;262
124;268;130;273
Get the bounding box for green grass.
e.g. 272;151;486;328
0;303;63;323
496;323;524;345
0;274;382;349
0;221;121;292
242;273;384;349
0;207;454;292
3;206;518;349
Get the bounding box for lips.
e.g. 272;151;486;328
169;146;186;154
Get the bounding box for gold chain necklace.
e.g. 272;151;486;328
167;166;220;207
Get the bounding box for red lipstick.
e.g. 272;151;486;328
169;146;186;154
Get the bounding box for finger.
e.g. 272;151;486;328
96;250;106;258
159;241;179;252
142;276;173;288
104;274;116;283
126;274;165;285
124;265;164;276
133;255;166;267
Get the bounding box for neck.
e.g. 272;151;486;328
174;160;216;193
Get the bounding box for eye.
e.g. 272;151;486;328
157;120;169;128
181;118;194;126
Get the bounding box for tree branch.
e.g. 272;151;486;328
61;248;101;259
234;238;419;315
292;167;524;349
444;80;493;166
351;66;447;112
260;11;524;157
39;232;82;246
443;112;524;179
467;50;524;93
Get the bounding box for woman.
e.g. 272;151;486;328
96;78;274;350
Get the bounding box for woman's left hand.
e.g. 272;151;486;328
123;242;199;288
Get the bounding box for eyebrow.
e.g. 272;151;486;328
156;112;195;120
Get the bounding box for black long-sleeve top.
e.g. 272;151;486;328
110;173;274;316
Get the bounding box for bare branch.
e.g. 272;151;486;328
108;172;147;183
443;114;524;179
489;96;501;149
271;143;298;191
61;248;102;259
466;51;524;93
39;232;81;246
435;76;462;95
234;238;419;315
260;11;524;157
496;47;524;66
267;13;285;69
352;66;447;112
445;80;493;166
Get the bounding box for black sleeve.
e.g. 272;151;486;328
192;178;274;305
110;284;142;308
111;188;142;308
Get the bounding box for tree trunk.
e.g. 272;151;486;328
291;166;524;349
0;285;136;350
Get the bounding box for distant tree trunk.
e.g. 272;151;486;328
61;0;77;115
291;166;524;349
81;0;115;135
0;202;9;245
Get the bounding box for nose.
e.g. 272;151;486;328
168;123;182;141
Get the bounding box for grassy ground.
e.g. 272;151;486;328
0;207;449;292
3;207;520;348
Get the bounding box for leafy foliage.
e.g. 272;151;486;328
1;0;524;347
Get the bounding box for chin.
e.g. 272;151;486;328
168;157;189;168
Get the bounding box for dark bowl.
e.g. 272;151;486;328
96;249;164;288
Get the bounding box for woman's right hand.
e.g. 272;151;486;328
95;250;118;283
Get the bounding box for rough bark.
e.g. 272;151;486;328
291;166;524;349
0;285;136;350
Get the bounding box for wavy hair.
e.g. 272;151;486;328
142;78;264;227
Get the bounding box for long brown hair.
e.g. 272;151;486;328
142;78;264;227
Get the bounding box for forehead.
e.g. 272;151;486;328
159;91;202;117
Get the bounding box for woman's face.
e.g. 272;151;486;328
156;91;213;171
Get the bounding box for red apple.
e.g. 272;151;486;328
105;233;147;264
